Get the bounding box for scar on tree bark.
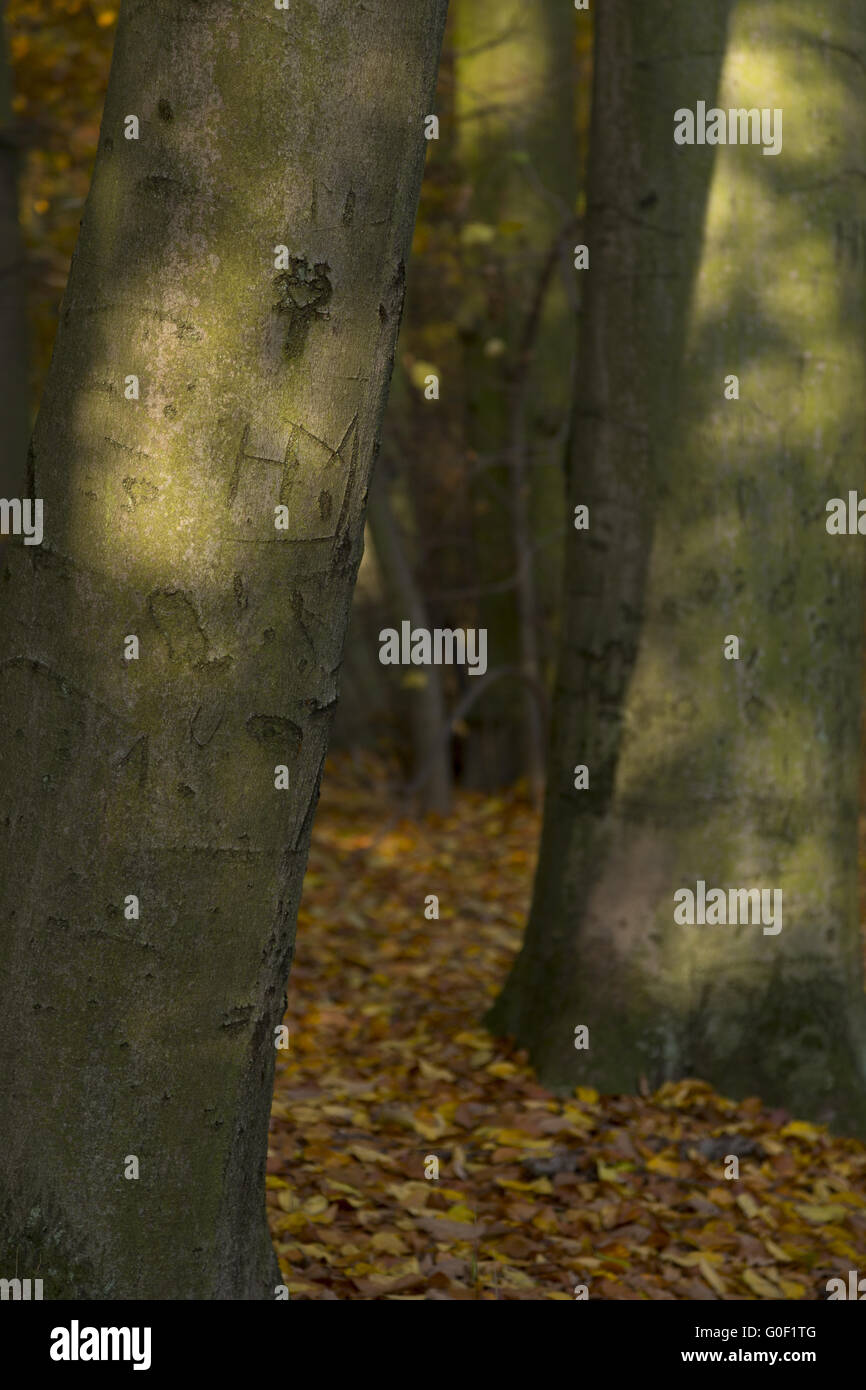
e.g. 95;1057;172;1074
273;256;333;359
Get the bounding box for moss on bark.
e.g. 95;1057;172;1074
489;0;866;1137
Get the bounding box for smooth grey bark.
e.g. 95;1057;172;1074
0;1;28;521
506;218;576;806
366;458;452;813
492;0;866;1137
0;0;448;1298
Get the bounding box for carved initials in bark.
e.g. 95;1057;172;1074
226;412;358;543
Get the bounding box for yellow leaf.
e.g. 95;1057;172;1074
575;1087;599;1104
646;1154;680;1178
736;1192;761;1219
292;1105;322;1124
321;1105;357;1121
828;1240;858;1260
371;1232;408;1256
794;1203;847;1224
763;1239;793;1263
303;1195;329;1216
742;1269;779;1298
417;1057;455;1082
298;1242;331;1261
780;1120;824;1142
277;1191;297;1213
532;1212;559;1233
469;1051;494;1069
445;1203;476;1224
412;1117;446;1140
777;1278;806;1298
486;1129;552;1151
561;1105;596;1130
366;1258;421;1284
347;1143;398;1169
597;1161;628;1183
387;1181;431;1205
760;1138;785;1155
496;1177;553;1194
698;1258;727;1296
832;1190;866;1208
274;1211;306;1232
486;1061;519;1078
266;1175;289;1189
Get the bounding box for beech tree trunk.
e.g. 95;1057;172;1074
0;0;447;1298
491;0;866;1137
455;0;575;793
0;0;27;521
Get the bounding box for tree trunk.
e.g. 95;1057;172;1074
455;0;575;792
490;0;866;1138
366;457;452;814
506;217;576;806
0;0;447;1298
0;0;28;525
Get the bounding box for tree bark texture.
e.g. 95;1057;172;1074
0;0;448;1298
0;0;28;515
491;0;866;1137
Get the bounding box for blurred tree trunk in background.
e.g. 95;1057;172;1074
453;0;576;795
0;0;28;525
333;3;586;803
332;12;469;795
489;0;866;1137
367;454;452;813
0;0;448;1297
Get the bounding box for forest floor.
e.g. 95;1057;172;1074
267;753;866;1299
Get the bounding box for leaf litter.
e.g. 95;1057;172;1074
267;753;866;1300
